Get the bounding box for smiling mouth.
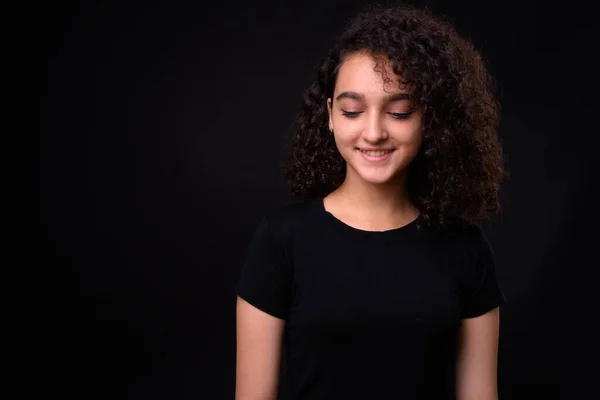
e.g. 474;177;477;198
358;149;395;156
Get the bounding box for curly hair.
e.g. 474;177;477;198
281;3;506;230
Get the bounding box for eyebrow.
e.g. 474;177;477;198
335;91;411;102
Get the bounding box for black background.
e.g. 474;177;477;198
25;0;598;398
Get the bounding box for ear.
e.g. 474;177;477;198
327;98;333;131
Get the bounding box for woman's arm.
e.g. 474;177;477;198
236;296;286;400
455;306;501;400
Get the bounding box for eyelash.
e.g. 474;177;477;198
341;110;411;120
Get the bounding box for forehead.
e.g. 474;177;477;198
334;52;405;95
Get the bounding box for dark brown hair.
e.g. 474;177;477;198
282;3;506;229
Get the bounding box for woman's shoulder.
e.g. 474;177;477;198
261;198;318;236
436;215;489;249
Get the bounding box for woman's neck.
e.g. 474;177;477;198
325;172;419;230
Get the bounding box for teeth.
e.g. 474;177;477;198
361;150;392;156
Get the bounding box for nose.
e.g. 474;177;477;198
362;112;388;143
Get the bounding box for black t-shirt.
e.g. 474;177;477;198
236;197;506;400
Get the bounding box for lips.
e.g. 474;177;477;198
358;148;395;156
357;148;395;162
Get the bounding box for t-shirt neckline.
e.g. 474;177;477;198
314;196;421;238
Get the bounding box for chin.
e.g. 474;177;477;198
355;169;401;185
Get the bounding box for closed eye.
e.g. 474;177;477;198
342;110;362;118
390;112;411;120
342;110;412;120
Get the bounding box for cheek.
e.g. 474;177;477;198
392;125;423;146
333;135;353;154
411;130;424;147
332;129;360;147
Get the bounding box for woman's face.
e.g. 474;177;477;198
327;52;423;186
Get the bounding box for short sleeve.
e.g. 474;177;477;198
235;216;292;320
458;227;507;319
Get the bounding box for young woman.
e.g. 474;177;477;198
236;3;507;399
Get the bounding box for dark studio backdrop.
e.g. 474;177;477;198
24;0;597;398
